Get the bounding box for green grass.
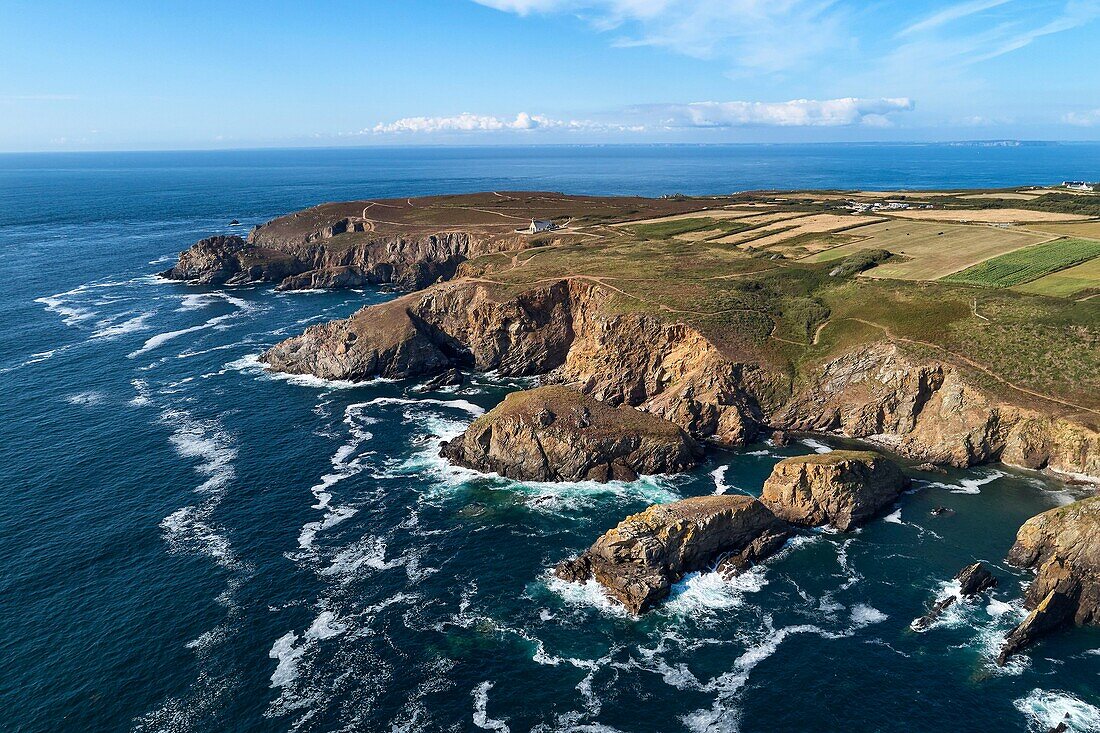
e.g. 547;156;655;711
630;217;751;240
939;238;1100;288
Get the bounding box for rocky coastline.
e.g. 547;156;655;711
161;192;1100;655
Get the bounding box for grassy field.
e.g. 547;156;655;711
940;238;1100;288
802;220;1049;280
1012;256;1100;297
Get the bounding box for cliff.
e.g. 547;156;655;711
439;386;701;482
999;496;1100;663
777;343;1100;477
160;228;519;291
554;495;789;613
262;277;1100;479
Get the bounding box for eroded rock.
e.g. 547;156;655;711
554;495;789;613
440;386;702;482
760;450;910;531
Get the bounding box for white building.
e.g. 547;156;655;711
1062;181;1097;192
516;219;555;234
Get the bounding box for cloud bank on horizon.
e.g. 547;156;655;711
370;98;916;136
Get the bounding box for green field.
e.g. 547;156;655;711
939;238;1100;288
1013;257;1100;297
629;217;751;240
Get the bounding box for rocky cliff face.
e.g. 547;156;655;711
440;386;701;482
262;278;1100;479
161;223;519;291
554;495;789;613
999;496;1100;663
775;343;1100;478
263;278;778;445
760;450;909;531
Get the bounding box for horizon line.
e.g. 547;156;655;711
4;138;1100;156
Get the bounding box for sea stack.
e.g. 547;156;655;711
759;450;910;531
440;386;702;482
554;495;790;613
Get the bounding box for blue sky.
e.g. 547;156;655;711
2;0;1100;151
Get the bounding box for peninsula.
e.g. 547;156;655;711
163;187;1100;655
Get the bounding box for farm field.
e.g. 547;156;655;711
616;207;765;227
940;238;1100;288
959;192;1040;200
1024;221;1100;240
710;213;876;246
1013;257;1100;297
627;216;752;240
801;219;1051;280
888;208;1091;223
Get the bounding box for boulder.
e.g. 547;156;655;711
760;450;910;531
998;496;1100;664
554;495;790;613
440;386;702;482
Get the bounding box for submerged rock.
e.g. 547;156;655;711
439;386;702;482
912;562;998;631
760;450;910;531
554;495;789;613
998;496;1100;664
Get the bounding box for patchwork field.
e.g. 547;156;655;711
940;238;1100;288
709;213;877;246
617;208;766;227
627;216;752;240
1013;257;1100;297
887;208;1091;223
802;220;1052;280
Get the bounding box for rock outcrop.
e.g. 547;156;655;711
999;496;1100;664
554;495;789;613
440;386;702;482
759;450;909;531
158;235;300;285
911;562;997;631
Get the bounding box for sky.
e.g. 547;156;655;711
2;0;1100;151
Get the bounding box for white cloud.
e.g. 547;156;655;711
369;112;641;134
1063;109;1100;127
473;0;848;72
474;0;1100;74
651;97;914;128
368;97;914;135
899;0;1012;37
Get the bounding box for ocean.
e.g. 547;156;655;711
2;144;1099;733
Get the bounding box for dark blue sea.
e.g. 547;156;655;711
2;144;1099;733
